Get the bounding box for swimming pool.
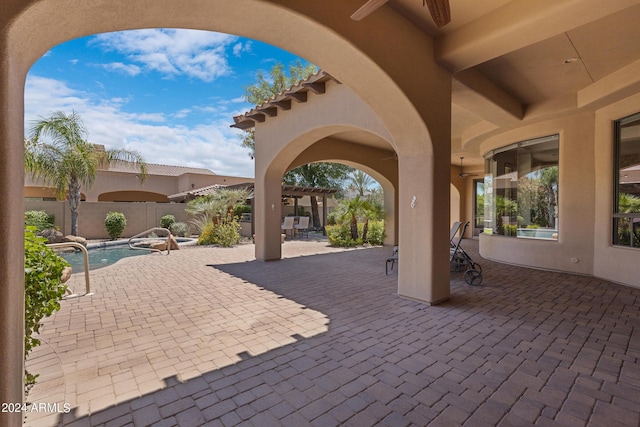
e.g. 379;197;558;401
60;246;151;272
59;238;196;272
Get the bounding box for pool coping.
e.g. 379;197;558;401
87;237;198;250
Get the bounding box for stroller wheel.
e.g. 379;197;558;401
464;269;483;286
472;262;482;273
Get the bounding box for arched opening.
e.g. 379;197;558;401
2;0;452;413
450;183;461;228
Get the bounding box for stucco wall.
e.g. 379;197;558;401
25;201;192;239
593;92;640;288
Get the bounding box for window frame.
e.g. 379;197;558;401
483;134;560;240
612;113;640;248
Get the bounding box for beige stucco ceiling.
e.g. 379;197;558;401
231;1;640;170
346;0;640;167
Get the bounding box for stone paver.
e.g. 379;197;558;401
25;238;640;426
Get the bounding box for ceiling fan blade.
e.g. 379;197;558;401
424;0;451;27
351;0;390;21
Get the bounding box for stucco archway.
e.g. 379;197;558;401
1;0;452;413
287;136;399;247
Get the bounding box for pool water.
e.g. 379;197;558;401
60;246;151;272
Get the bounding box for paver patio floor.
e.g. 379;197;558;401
25;239;640;426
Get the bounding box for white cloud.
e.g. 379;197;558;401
173;108;192;119
101;62;142;76
24;75;254;177
232;41;252;57
92;29;238;82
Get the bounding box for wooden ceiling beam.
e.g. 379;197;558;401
302;81;326;94
257;106;278;117
286;91;308;103
230;119;255;130
246;112;266;122
270;99;292;110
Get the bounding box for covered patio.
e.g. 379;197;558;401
25;240;640;426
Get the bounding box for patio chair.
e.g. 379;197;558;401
294;216;310;239
281;216;295;240
449;221;463;247
386;246;398;275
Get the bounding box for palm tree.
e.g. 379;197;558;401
346;170;375;197
26;111;147;236
336;195;376;240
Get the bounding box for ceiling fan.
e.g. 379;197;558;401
458;157;478;178
351;0;451;28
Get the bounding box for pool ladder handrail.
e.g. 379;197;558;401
47;242;92;297
128;227;172;255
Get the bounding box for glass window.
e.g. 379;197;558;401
613;113;640;248
483;135;559;240
473;179;484;236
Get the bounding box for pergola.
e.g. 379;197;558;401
168;182;338;235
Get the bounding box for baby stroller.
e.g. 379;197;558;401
450;221;483;286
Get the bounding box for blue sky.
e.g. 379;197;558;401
25;29;312;178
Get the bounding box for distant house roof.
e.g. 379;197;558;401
103;161;216;177
168;182;337;202
168;184;230;201
231;70;339;130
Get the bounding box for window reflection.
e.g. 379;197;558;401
614;114;640;247
484;135;559;240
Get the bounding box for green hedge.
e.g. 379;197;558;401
105;212;127;240
160;214;176;229
24;227;68;387
327;220;385;247
24;210;55;232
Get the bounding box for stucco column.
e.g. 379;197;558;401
0;41;27;425
254;167;283;261
383;183;397;245
397;151;451;305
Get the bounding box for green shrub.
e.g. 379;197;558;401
504;224;517;236
197;214;241;247
327;220;385;247
326;211;338;226
24;227;68;387
233;204;252;218
105;212;127;240
327;223;362;247
160;214;176;229
364;220;385;245
24;210;55;232
169;222;190;237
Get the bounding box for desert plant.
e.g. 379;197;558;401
24;210;55;232
326;220;385;247
169;222;190;238
364;220;385;245
197;214;241;247
186;188;252;233
326;211;338;226
160;214;176;230
233;204;252;218
326;223;361;247
24;227;68;388
104;212;127;240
